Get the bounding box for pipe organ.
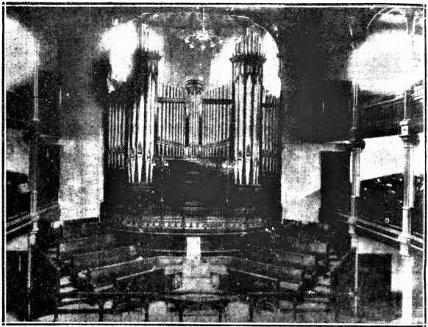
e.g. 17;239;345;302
127;48;160;184
201;85;233;159
106;29;279;192
230;30;265;185
106;24;161;185
107;96;126;171
185;79;204;157
157;84;187;158
260;93;280;176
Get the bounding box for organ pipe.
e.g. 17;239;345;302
106;29;279;188
104;22;161;184
231;30;265;185
156;83;187;158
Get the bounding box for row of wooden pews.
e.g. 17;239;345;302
36;220;347;322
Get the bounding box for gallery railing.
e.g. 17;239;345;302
7;203;60;236
359;83;424;138
107;205;270;233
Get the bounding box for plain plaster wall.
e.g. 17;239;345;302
57;31;105;221
361;133;425;181
6;129;29;175
356;237;422;304
281;141;346;223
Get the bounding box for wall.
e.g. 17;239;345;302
357;237;423;305
361;133;425;181
280;132;425;224
281;141;345;223
57;21;104;221
6;129;29;175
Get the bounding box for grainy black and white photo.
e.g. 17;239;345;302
3;2;425;324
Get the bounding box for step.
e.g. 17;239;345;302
60;297;84;306
68;245;138;270
60;234;116;255
278;299;294;310
312;285;332;296
279;281;299;291
60;290;78;299
59;300;113;311
272;250;316;267
296;302;329;311
283;239;328;254
182;310;218;317
89;257;159;286
303;295;330;304
316;276;332;287
278;300;330;314
60;286;76;294
234;260;303;284
60;276;72;286
228;267;278;282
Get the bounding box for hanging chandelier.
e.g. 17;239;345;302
183;9;222;51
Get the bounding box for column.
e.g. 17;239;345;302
399;88;419;323
348;80;365;318
27;40;40;320
349;82;365;249
276;30;301;221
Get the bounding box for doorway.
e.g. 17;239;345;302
320;151;350;225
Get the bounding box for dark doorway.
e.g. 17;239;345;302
320;151;350;224
198;116;203;146
185;116;190;146
359;254;392;302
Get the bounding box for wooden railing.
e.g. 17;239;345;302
337;212;423;252
6;203;60;236
31;245;61;320
108;205;269;233
358;174;424;236
315;83;424;142
55;253;331;322
359;84;424;138
329;249;355;318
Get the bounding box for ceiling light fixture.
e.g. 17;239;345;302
182;8;220;51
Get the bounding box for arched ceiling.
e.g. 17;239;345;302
6;5;423;85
